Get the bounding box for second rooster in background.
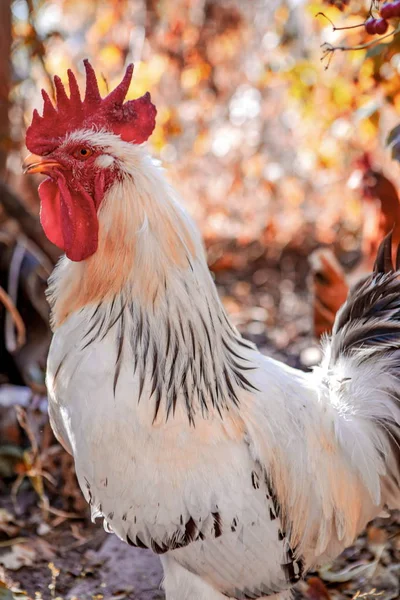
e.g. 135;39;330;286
311;153;400;338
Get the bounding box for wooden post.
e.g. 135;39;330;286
0;0;11;176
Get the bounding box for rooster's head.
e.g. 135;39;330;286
24;60;156;262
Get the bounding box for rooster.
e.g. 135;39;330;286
311;158;400;338
24;61;400;600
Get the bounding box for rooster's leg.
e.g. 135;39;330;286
160;555;293;599
161;554;227;599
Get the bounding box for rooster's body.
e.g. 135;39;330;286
25;63;400;600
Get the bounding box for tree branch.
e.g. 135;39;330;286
321;25;400;69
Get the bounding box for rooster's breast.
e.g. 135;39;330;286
46;307;301;598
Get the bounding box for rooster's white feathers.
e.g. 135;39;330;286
46;135;400;600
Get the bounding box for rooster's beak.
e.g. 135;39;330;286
23;153;62;175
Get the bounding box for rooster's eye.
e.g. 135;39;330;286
73;147;93;160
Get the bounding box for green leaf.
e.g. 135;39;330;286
0;582;27;600
387;124;400;146
391;141;400;162
366;43;387;58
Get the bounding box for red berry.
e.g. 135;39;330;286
380;3;395;19
392;0;400;16
365;18;377;34
374;18;389;33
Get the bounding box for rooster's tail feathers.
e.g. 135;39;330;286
320;232;400;509
331;231;400;360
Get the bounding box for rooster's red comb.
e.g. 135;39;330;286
26;59;156;155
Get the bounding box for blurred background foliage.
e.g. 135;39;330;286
2;0;400;377
5;0;400;255
1;1;400;598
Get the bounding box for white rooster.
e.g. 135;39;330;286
24;61;400;600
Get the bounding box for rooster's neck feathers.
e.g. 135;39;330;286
70;275;258;424
48;139;197;324
48;142;258;421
